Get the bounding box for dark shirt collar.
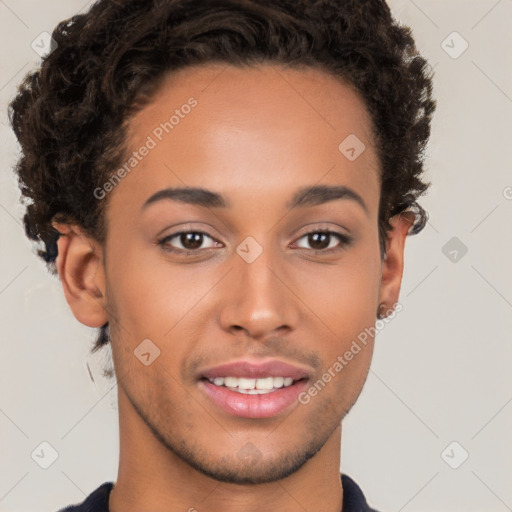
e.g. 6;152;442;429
58;474;380;512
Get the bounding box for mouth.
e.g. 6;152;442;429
198;360;311;419
199;377;309;419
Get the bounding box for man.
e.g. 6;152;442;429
9;0;435;510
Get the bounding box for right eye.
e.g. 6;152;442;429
157;231;223;254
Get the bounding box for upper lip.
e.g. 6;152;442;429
199;359;311;380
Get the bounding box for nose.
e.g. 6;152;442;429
218;244;300;340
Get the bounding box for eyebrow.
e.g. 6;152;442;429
287;185;368;215
142;187;228;210
142;185;368;215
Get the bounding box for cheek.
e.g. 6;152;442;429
294;252;381;334
292;251;381;389
104;246;218;351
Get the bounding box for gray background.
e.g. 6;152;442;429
1;1;511;511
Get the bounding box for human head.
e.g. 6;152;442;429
11;0;434;490
8;0;434;492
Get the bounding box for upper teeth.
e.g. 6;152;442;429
209;376;294;392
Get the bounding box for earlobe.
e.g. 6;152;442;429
378;211;415;315
52;222;108;328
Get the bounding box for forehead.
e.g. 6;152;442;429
108;63;380;220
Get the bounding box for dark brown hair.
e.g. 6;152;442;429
9;0;435;352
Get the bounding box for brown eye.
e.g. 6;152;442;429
295;230;352;252
158;231;220;253
178;232;204;250
306;232;330;250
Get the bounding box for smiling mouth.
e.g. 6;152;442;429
199;374;310;418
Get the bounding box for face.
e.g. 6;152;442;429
59;63;403;485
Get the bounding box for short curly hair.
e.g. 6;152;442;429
9;0;435;352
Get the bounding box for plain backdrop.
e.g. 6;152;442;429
1;1;511;511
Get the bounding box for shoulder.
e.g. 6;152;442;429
56;482;114;512
341;473;381;512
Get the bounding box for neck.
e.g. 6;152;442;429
109;387;344;512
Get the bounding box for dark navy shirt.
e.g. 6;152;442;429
58;474;380;511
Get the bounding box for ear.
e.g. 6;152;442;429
52;222;108;328
378;211;415;314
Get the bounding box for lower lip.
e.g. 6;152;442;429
200;379;308;419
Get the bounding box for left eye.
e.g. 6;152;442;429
294;231;351;251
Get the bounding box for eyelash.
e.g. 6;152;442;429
156;229;353;256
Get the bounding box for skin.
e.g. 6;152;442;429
53;63;413;512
